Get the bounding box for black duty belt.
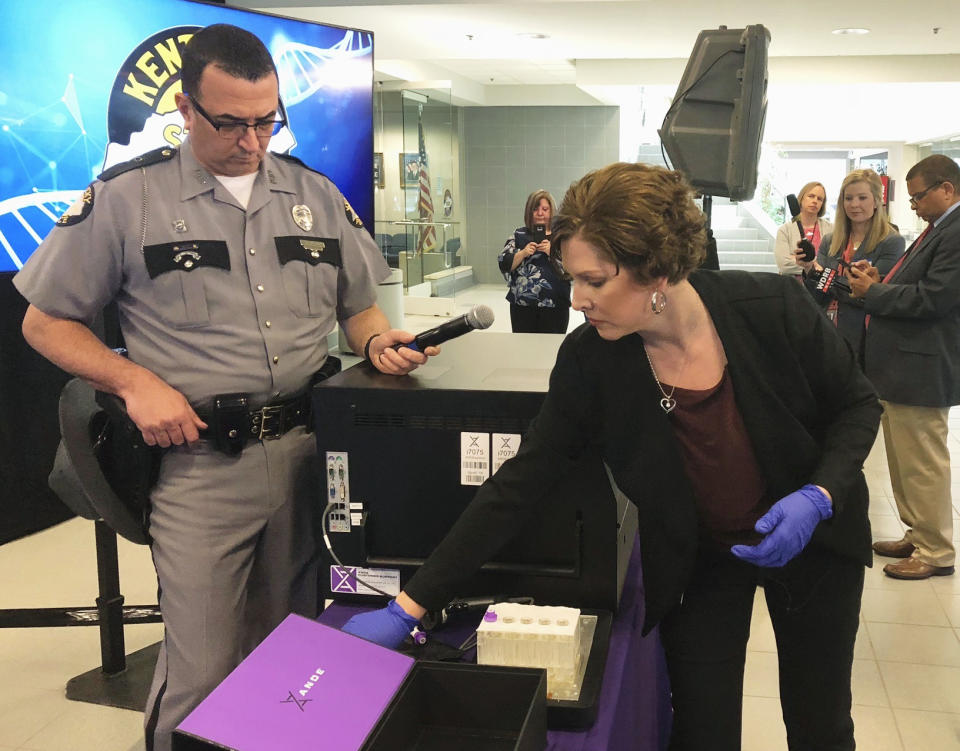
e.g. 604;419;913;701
197;392;311;455
195;357;340;456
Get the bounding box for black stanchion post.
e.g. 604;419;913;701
94;519;127;675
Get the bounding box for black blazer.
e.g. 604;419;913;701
405;271;881;633
862;206;960;406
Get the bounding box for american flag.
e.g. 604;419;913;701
416;105;437;253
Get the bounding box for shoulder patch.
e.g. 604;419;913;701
98;146;176;182
57;186;95;227
343;197;364;228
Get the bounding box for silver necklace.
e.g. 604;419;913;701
644;347;677;414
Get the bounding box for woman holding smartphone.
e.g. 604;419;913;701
797;169;903;363
498;189;571;333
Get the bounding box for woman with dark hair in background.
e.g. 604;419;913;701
498;189;571;333
345;162;881;751
798;169;903;362
774;181;832;278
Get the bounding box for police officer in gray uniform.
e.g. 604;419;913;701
14;24;436;751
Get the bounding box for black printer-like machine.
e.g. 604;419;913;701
311;331;639;729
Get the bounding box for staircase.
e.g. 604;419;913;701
710;198;778;273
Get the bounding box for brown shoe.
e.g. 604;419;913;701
883;557;955;580
872;539;916;558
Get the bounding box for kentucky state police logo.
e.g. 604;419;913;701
100;27;296;173
101;26;199;172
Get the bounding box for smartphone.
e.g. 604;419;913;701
532;224;546;244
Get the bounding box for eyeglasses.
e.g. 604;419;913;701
188;95;285;140
909;181;943;206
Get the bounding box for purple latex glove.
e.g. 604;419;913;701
730;484;833;568
341;599;419;648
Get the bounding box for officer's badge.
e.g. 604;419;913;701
57;186;94;226
344;198;363;228
292;204;314;231
172;218;188;233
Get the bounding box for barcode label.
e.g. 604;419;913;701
461;432;490;486
492;433;521;473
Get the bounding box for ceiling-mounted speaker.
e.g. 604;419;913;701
659;25;770;201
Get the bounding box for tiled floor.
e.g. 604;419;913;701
2;284;959;750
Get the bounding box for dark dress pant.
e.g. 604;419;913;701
659;546;864;751
509;303;570;334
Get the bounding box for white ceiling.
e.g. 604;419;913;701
238;0;960;143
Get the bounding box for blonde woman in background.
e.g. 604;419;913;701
774;181;832;278
799;169;904;363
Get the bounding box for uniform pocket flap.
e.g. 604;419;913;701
275;236;342;267
143;241;230;279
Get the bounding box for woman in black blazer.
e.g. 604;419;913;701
345;163;881;751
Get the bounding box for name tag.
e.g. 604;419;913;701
275;236;342;267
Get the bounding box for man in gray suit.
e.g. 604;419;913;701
849;154;960;579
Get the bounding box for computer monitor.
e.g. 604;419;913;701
312;332;638;612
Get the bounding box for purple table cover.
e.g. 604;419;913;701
176;614;414;751
319;539;672;751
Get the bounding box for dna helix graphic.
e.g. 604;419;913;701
276;30;373;106
0;190;81;272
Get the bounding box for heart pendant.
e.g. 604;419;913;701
660;397;676;414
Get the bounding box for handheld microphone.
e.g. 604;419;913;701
786;193;817;261
397;304;495;353
786;193;802;219
805;264;851;296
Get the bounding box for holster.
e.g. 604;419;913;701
93;391;164;526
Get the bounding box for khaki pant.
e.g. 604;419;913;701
880;401;955;567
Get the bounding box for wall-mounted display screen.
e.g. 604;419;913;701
0;0;374;272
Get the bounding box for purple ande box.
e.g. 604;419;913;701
173;614;414;751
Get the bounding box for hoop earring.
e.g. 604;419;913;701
651;289;667;315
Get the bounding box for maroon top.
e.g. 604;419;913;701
663;367;769;548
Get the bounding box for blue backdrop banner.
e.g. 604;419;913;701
0;0;374;272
